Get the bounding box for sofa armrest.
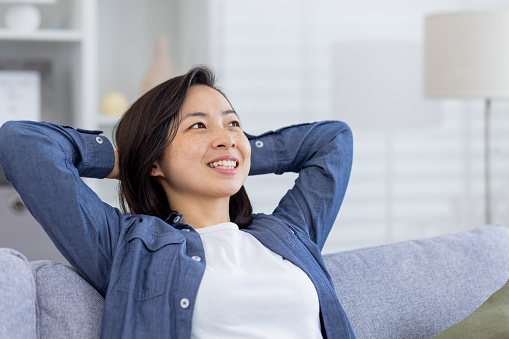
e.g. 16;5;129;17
324;225;509;339
0;248;36;339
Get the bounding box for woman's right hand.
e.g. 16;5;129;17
107;150;120;180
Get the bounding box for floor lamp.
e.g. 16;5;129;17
424;12;509;225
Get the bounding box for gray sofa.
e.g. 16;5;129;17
1;224;509;339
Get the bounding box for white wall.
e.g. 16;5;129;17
177;0;509;252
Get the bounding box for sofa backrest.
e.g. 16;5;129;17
30;261;104;339
324;225;509;339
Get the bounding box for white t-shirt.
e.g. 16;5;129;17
191;222;322;339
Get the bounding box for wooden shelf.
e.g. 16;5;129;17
0;29;83;42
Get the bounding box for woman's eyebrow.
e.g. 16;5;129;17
223;109;238;117
182;112;207;120
182;110;238;120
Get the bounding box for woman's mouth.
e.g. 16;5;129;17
207;160;237;170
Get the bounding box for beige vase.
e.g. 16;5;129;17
140;37;177;95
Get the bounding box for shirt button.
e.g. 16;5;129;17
192;256;201;262
95;136;103;144
183;229;190;232
173;216;181;223
255;140;264;148
180;298;190;309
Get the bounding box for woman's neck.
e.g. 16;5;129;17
171;196;231;229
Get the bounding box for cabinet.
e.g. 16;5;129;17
0;0;101;187
0;0;97;263
0;0;97;128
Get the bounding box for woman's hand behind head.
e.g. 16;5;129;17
107;150;120;180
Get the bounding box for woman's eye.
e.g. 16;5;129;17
190;122;206;129
228;120;240;128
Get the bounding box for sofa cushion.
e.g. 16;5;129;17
0;248;36;339
324;225;509;339
30;260;104;339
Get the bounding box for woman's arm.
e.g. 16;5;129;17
0;121;124;293
247;121;353;250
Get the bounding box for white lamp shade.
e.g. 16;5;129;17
424;12;509;99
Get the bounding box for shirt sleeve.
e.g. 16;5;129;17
247;121;353;250
0;120;124;293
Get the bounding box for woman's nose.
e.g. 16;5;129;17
212;129;236;149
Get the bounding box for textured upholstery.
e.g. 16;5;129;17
0;248;36;339
30;261;104;339
2;225;509;338
324;225;509;339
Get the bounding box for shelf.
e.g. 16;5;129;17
0;29;83;42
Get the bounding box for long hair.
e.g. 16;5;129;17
114;66;253;227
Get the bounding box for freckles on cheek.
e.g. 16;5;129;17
169;140;201;168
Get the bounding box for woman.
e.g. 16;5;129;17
0;66;355;338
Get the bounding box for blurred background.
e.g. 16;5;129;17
1;0;509;263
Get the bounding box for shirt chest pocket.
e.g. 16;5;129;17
118;232;184;301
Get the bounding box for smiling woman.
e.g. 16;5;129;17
0;65;356;338
114;68;253;228
148;85;252;229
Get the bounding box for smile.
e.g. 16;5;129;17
208;160;237;170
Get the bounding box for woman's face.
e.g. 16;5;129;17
151;84;251;205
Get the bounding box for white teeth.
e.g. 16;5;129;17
208;160;237;169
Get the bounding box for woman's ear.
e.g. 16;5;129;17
150;161;164;177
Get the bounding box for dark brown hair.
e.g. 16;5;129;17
114;66;253;227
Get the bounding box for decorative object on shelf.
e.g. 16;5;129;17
0;60;52;125
0;0;57;31
424;11;509;225
101;91;129;116
140;36;177;95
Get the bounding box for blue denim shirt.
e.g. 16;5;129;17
0;120;355;339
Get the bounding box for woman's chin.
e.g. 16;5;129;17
209;185;243;199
